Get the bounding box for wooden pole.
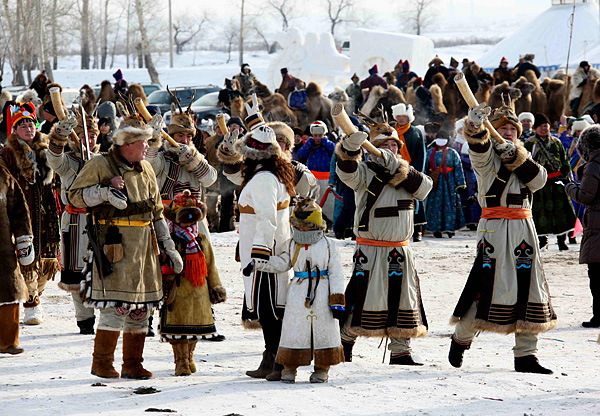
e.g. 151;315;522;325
48;87;81;146
133;97;180;147
331;103;383;158
216;113;228;135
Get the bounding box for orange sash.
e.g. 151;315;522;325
395;123;412;164
65;205;86;214
481;207;532;220
356;237;409;247
311;170;330;181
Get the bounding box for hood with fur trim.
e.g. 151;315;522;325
267;121;294;156
4;131;53;185
577;125;600;162
234;127;283;160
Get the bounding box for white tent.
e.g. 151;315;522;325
477;1;600;74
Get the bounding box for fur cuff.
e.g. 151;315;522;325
329;293;345;307
48;128;69;148
217;145;244;165
503;141;528;171
209;285;227;304
148;135;163;149
334;140;362;162
464;123;490;146
388;158;410;187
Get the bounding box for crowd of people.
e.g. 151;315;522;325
0;52;599;385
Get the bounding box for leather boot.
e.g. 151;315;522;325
77;317;95;335
246;350;274;378
448;337;470;368
121;332;152;379
514;355;553;375
188;340;198;373
171;342;191;376
146;316;155;337
390;353;423;366
557;234;569;251
342;341;354;362
266;362;284;381
0;304;23;354
91;329;120;378
281;367;297;383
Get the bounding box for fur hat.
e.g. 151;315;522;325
290;198;325;231
113;69;123;81
490;105;523;138
227;116;245;129
113;101;152;146
533;113;550;129
391;103;414;123
197;118;214;135
578;125;600;161
518;112;535;123
167;190;207;224
351;72;359;81
500;56;509;64
572;118;591;132
6;101;37;135
402;60;410;72
424;122;441;134
310;120;328;135
523;54;535;62
241;63;250;73
72;107;100;136
235;107;280;160
429;56;444;66
268;121;294;152
167;87;197;137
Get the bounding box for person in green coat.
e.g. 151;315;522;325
524;113;576;250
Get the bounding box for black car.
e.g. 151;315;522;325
164;92;222;126
147;86;220;114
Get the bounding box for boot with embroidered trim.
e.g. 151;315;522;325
91;329;120;378
121;332;153;379
171;341;191;376
246;350;274;378
448;337;470;368
514;355;553;375
188;340;198;373
389;352;423;366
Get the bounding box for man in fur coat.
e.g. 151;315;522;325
69;107;183;380
0;165;35;354
336;118;433;365
47;108;98;334
448;103;557;375
0;101;61;326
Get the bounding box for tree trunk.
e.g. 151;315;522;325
134;0;160;84
3;0;25;85
81;0;90;69
239;0;244;66
101;0;110;69
126;0;130;68
52;0;58;70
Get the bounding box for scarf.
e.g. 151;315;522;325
430;145;450;178
394;123;412;164
172;222;207;287
292;228;324;245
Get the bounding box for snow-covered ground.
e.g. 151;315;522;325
1;230;599;416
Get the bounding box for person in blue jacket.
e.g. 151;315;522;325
297;121;336;173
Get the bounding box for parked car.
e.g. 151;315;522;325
163;92;221;126
91;82;161;100
147;85;220;114
61;88;81;106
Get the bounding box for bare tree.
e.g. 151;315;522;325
80;0;91;69
239;0;245;66
324;0;352;37
267;0;294;31
100;0;111;69
134;0;160;84
223;19;239;64
252;22;271;53
408;0;436;36
173;14;208;54
2;0;25;85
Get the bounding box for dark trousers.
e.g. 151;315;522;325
333;187;355;237
218;177;237;232
257;273;283;353
588;263;600;320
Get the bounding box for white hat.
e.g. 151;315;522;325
573;119;591;132
310;121;328;135
455;118;465;132
582;114;594;124
391;103;415;123
518;112;535;122
197;118;214;134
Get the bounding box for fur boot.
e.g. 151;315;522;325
77;316;95;335
309;366;330;383
281;366;297;384
389;353;423;366
121;332;152;379
171;341;191;376
189;340;198;373
342;340;354;362
246;350;274;379
514;355;553;375
91;329;120;378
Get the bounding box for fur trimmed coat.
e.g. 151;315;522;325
451;125;558;334
0;131;60;277
261;236;345;367
0;166;33;305
336;145;433;339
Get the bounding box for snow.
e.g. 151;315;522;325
2;230;599;416
350;29;434;79
477;3;600;73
